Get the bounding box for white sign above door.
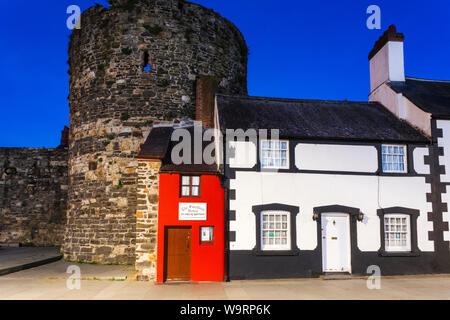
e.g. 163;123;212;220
179;203;207;221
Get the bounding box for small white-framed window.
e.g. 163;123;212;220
181;175;200;197
382;145;407;173
260;140;289;169
261;211;290;251
384;214;411;252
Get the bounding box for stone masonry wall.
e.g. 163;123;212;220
135;160;161;281
0;147;68;246
64;0;248;264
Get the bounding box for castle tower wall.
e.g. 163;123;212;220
64;0;248;263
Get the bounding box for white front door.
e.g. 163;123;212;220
321;213;351;273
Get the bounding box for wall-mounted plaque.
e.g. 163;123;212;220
179;203;207;221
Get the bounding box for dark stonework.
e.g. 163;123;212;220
64;0;248;264
0;147;68;246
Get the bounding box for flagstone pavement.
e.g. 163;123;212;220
0;260;449;300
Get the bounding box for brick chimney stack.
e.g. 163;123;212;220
369;25;405;93
196;75;220;128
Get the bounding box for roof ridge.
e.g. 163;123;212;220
405;76;450;83
216;94;375;105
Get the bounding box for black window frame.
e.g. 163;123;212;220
252;203;300;256
377;207;420;257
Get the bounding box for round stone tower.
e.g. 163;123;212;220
64;0;248;264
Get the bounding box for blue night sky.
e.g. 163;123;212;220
0;0;449;148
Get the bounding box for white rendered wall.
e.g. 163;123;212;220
387;42;405;83
413;147;430;175
295;144;378;172
370;83;431;136
437;120;450;183
370;41;405;93
229;173;434;252
440;185;450;242
228;141;257;168
436;119;450;242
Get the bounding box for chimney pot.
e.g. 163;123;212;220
369;25;406;93
368;24;404;60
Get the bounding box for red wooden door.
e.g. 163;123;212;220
165;227;191;281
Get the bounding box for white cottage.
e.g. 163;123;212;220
212;25;450;279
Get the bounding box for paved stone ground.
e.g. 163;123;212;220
0;247;62;275
0;261;449;300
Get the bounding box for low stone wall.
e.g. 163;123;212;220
0;147;69;246
135;160;161;281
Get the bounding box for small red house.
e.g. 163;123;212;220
137;124;224;283
157;173;224;282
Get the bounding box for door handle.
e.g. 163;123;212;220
331;237;338;240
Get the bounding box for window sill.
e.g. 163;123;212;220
378;172;413;177
378;251;420;257
254;250;299;256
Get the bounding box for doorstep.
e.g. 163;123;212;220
321;272;364;280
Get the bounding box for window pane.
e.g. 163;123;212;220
181;186;190;196
261;140;288;168
261;211;290;250
382;145;406;173
191;187;199;196
192;176;200;186
182;176;190;185
384;214;410;252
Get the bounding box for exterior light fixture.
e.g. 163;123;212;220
357;212;364;222
313;212;319;221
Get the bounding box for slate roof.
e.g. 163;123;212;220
388;77;450;118
137;124;218;174
216;94;429;143
137;126;173;160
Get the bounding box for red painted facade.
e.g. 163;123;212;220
156;173;224;283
